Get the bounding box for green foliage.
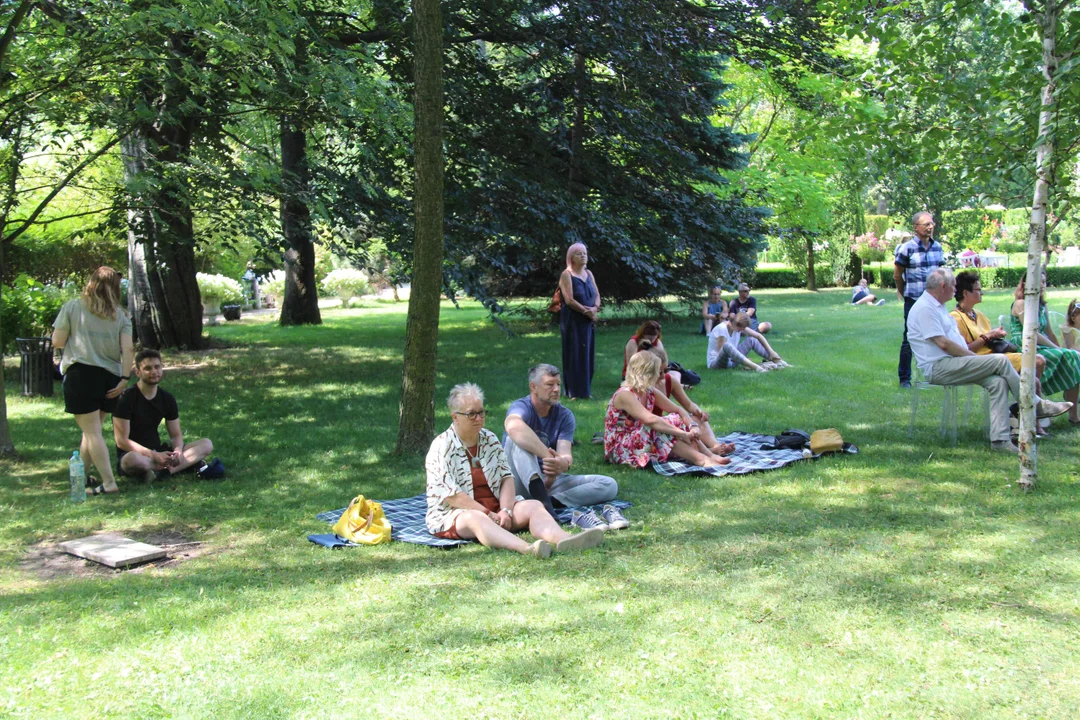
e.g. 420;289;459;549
1;275;73;352
864;214;895;239
940;209;1004;252
195;273;244;305
751;265;833;289
4;231;126;286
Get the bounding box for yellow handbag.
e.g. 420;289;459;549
332;495;392;545
809;428;844;454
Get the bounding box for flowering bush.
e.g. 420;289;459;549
973;215;1005;252
196;273;244;306
851;232;890;263
321;268;370;307
260;270;286;302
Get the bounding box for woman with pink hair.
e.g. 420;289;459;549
557;243;600;399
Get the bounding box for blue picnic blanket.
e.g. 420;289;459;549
314;494;633;548
651;431;816;476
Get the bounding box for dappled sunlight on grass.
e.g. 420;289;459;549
3;290;1080;716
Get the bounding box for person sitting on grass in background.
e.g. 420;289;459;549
700;285;729;334
645;346;735;457
729;283;771;333
623;319;664;378
851;278;885;306
426;383;604;557
605;352;730;468
706;312;789;372
502;363;626;533
113;349;222;484
1062;299;1080;350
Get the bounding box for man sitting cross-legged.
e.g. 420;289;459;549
502;363;625;532
113;349;222;483
908;267;1072;453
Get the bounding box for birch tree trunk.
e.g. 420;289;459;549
395;0;444;453
1018;0;1063;489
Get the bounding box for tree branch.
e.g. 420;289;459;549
3;133;122;245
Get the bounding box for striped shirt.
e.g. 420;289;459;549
894;237;944;299
425;426;513;533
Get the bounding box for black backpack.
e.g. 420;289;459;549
667;361;701;388
760;429;811;451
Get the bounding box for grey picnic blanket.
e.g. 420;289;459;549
314;494;633;548
650;431;820;476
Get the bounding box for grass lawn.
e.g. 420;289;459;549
3;287;1080;718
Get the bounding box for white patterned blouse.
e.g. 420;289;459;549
425;425;514;534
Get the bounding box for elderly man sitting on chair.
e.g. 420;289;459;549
907;267;1072;452
502;363;625;532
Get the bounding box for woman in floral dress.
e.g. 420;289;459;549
604;351;729;468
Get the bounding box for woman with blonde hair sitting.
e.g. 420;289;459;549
426;383;604;557
604;352;729;468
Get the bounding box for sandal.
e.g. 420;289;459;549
88;483;119;496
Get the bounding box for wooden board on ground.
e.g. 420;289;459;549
59;534;167;569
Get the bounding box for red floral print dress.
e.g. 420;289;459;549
604;387;689;467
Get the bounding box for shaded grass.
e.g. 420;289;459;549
2;288;1080;718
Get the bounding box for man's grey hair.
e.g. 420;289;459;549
925;267;955;292
913;210;933;226
447;382;484;412
528;363;560;386
737;282;750;291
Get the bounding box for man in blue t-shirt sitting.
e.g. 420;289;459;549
502;364;624;530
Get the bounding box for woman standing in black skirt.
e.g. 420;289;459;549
51;267;133;494
558;243;600;400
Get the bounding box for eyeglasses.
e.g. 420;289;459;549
454;410;487;420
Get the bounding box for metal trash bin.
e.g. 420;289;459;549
16;337;55;397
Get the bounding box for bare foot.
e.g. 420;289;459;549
711;442;736;456
701;456;731;467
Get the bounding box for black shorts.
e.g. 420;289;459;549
62;363;122;415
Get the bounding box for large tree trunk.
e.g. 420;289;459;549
122;127;204;349
279;114;322;327
395;0;444;454
804;232;817;291
1018;0;1062;489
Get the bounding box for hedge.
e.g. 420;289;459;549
750;264;1080;291
751;265;833;289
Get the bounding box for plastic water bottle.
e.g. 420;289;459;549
69;451;86;503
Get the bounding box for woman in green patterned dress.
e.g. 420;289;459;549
1010;274;1080;423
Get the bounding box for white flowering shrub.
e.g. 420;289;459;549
260;270;286;301
321;268;370;306
197;273;244;305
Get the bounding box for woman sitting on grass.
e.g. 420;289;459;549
425;383;604;557
605;352;729;468
623;319;664;378
645;345;735;458
1061;299;1080;350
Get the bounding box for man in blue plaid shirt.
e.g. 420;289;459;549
894;211;944;388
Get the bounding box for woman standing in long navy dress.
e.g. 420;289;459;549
559;243;600;400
